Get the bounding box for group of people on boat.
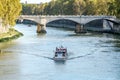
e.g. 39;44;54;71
53;46;68;61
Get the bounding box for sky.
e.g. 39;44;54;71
20;0;51;4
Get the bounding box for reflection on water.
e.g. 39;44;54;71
0;24;120;80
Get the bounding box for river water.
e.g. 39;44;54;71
0;24;120;80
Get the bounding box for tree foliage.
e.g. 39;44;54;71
0;0;22;26
114;0;120;18
73;0;86;15
21;0;120;18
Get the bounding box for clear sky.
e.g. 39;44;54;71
20;0;51;4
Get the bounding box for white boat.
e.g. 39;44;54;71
53;46;67;61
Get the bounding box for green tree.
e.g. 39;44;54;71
91;0;115;15
114;0;120;18
84;0;95;15
63;0;74;15
107;0;116;15
22;4;35;15
0;0;21;33
73;0;86;15
0;1;3;17
1;0;22;26
21;0;119;18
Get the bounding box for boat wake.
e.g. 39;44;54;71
67;53;92;60
20;52;54;60
1;49;98;61
22;52;95;61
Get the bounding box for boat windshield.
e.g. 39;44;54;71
57;52;64;54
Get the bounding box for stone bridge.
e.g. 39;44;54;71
18;15;116;33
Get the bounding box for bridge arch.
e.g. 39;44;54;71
46;19;80;29
84;18;112;31
85;19;103;25
22;19;38;25
19;17;46;33
47;19;80;25
46;18;80;24
20;18;44;25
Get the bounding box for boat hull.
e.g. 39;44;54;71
53;57;67;61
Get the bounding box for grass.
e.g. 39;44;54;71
0;28;23;42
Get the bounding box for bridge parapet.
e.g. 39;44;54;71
19;15;116;24
20;15;116;18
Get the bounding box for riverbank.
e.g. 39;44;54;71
0;28;23;42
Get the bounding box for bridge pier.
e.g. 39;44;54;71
75;24;86;33
37;24;47;33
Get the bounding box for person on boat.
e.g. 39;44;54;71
56;47;58;51
55;52;58;57
61;45;63;48
63;52;65;57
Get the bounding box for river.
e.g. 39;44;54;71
0;24;120;80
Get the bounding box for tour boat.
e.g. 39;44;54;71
53;46;68;61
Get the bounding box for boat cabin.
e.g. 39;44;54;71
53;46;67;61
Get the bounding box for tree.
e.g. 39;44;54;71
90;0;115;15
73;0;86;15
84;0;95;15
2;0;21;26
0;0;21;33
114;0;120;18
22;4;35;15
107;0;116;16
0;0;22;27
21;0;119;18
0;1;3;17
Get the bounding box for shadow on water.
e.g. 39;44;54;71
54;60;66;65
68;32;107;38
37;33;46;37
46;26;73;31
0;42;16;49
68;32;120;53
68;32;120;38
98;35;120;52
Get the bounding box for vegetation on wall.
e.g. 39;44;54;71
0;28;23;42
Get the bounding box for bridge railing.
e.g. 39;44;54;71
20;15;116;18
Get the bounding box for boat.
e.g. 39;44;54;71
53;46;68;61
